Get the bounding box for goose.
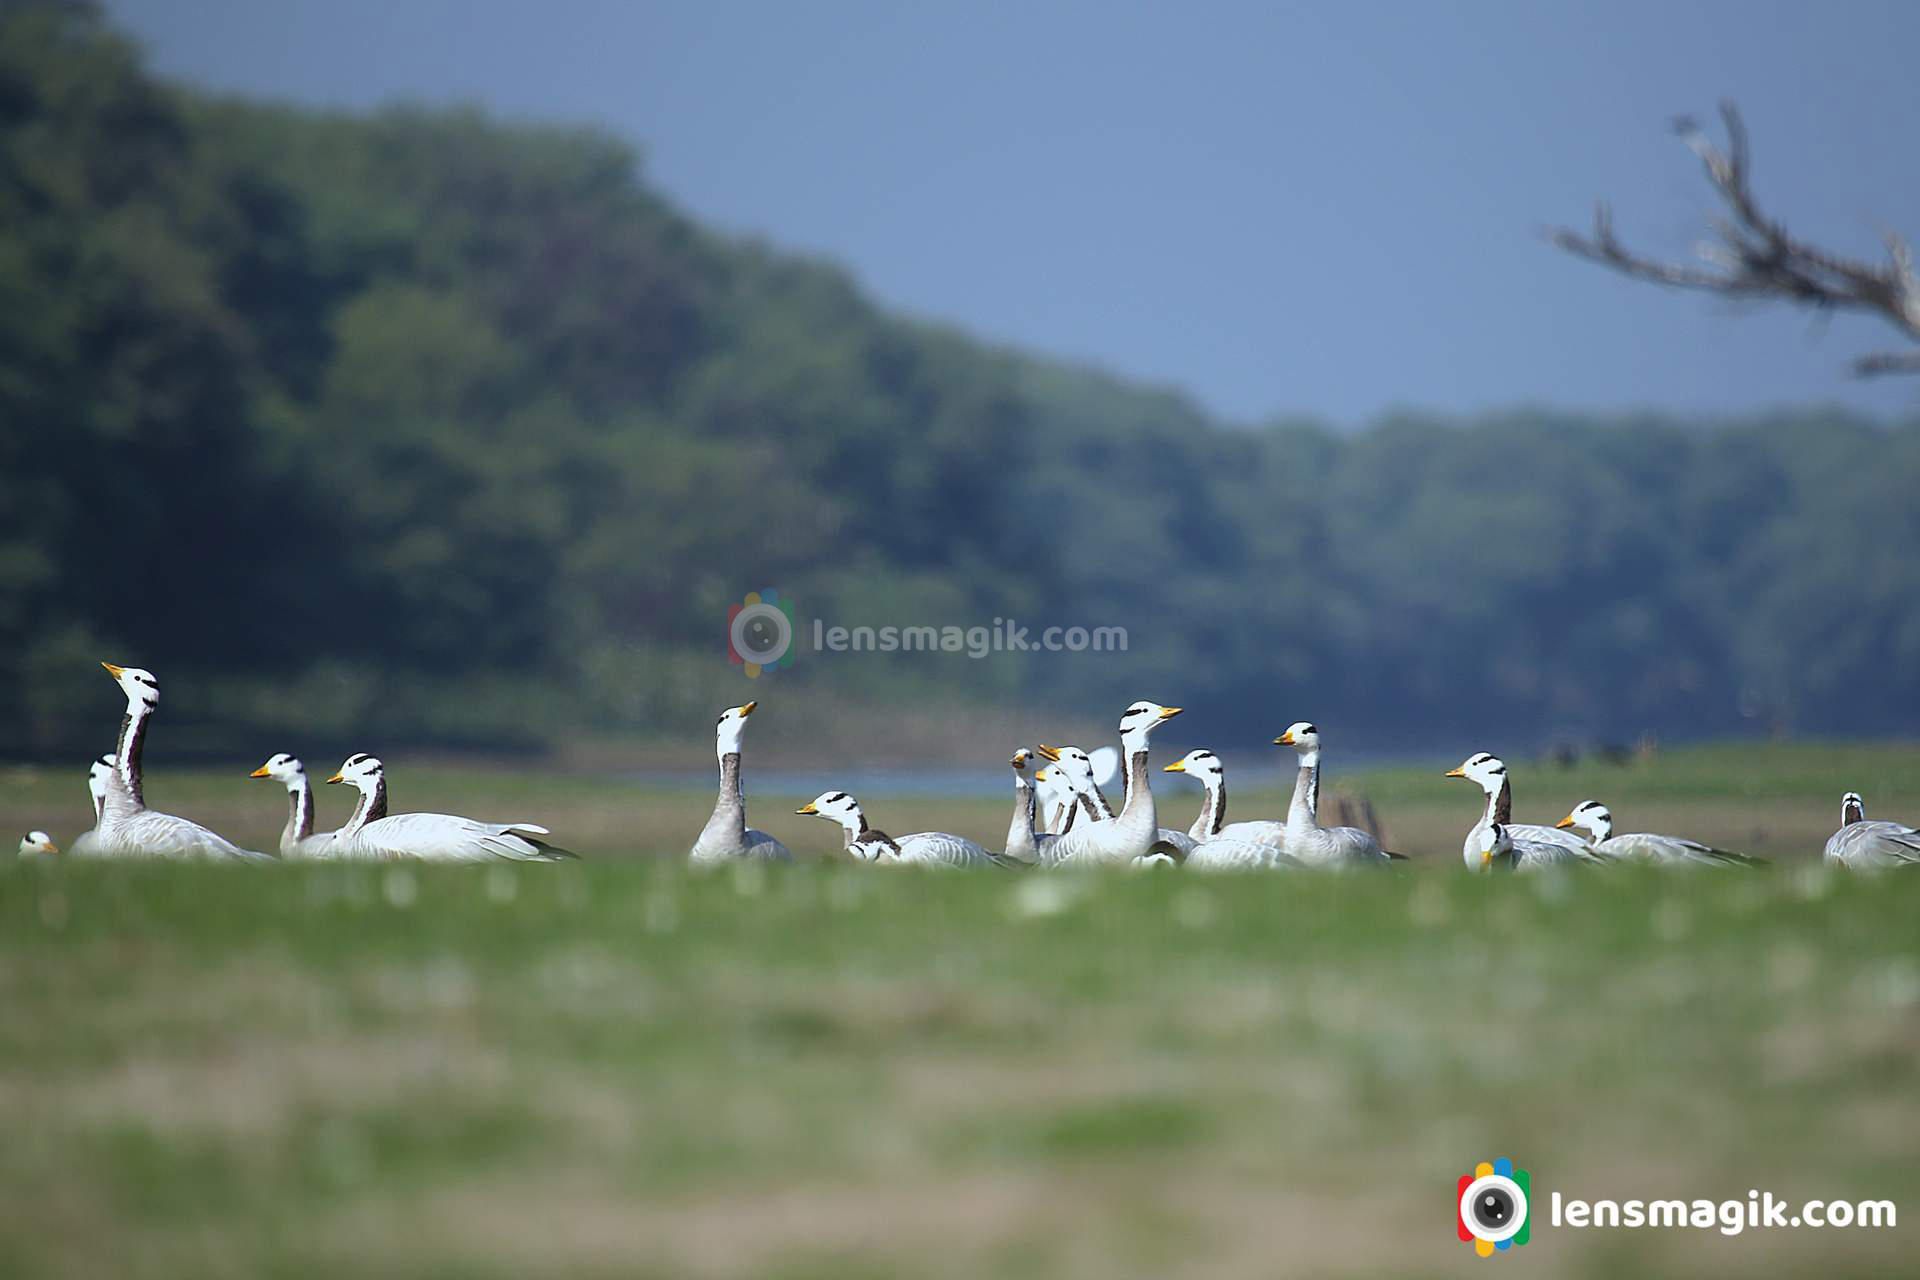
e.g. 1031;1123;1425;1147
1035;745;1121;833
1444;752;1603;871
1269;722;1400;868
797;791;1004;868
66;753;115;858
1556;800;1758;867
689;701;793;865
1468;821;1517;871
1040;745;1195;860
1003;749;1057;867
17;831;57;859
1822;791;1920;870
93;663;274;861
1031;701;1181;868
1163;750;1228;842
326;754;575;861
248;754;338;859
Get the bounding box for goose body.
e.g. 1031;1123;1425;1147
1271;723;1397;869
1823;792;1920;870
250;754;338;858
1557;801;1757;867
1446;752;1604;872
1032;703;1183;868
1042;737;1194;863
327;754;574;862
93;664;274;862
65;753;115;858
799;791;1003;868
689;702;792;865
1003;750;1058;867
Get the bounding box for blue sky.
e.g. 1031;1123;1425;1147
115;1;1920;425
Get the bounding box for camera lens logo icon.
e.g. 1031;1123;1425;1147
728;589;795;678
1457;1158;1530;1257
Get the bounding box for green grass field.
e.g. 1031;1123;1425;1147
1;745;1916;1276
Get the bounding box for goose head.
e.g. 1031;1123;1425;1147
250;753;307;788
100;662;159;711
1274;721;1321;764
1163;749;1224;787
88;753;115;818
714;701;756;759
1557;800;1611;842
1010;748;1037;790
1470;822;1516;872
326;753;384;794
1117;701;1181;753
1036;746;1099;798
797;790;865;835
17;831;57;857
1841;791;1865;826
1444;752;1507;794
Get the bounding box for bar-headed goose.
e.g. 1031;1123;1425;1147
1039;744;1196;860
1031;701;1182;868
1035;744;1118;833
797;790;1003;868
1163;750;1228;842
17;831;57;859
65;753;115;858
249;754;338;859
1468;821;1517;871
326;754;574;861
1822;792;1920;870
94;663;273;861
1556;800;1758;867
1272;723;1400;868
690;701;793;865
1003;749;1057;867
1445;752;1603;871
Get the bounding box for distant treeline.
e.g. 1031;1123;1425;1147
5;2;1919;759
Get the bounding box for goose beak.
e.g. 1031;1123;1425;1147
44;838;58;854
1481;848;1493;868
249;766;271;779
1010;751;1028;768
1276;730;1295;746
100;662;125;677
1163;760;1186;773
325;772;344;785
1158;706;1182;719
1034;768;1050;782
796;802;818;815
1035;744;1061;762
1443;767;1466;778
740;700;757;716
1555;815;1576;829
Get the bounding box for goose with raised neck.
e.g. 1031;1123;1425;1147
249;754;339;858
1163;750;1228;840
690;701;793;864
1445;752;1602;872
1272;723;1397;868
1028;701;1181;868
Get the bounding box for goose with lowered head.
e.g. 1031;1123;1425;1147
1822;791;1920;870
689;701;793;865
1556;800;1757;867
797;790;1004;867
326;754;574;861
93;663;273;861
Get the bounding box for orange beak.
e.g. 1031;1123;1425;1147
249;766;271;779
1443;767;1466;778
101;661;125;677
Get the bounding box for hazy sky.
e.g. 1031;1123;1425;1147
114;1;1920;425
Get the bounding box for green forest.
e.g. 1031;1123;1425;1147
5;0;1919;760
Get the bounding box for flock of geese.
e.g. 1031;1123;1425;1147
17;664;1917;873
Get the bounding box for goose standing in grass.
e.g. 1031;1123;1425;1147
1444;752;1603;871
1822;791;1920;869
689;701;792;865
65;753;115;858
1556;800;1758;867
326;754;574;862
1032;701;1182;868
17;831;57;859
1268;722;1400;868
249;754;338;859
93;663;273;861
1163;750;1229;843
797;791;1004;867
1003;749;1058;867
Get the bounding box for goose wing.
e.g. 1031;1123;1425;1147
120;811;275;861
1511;832;1606;870
741;828;794;862
351;813;574;862
1601;832;1757;867
1825;820;1920;869
1212;819;1288;848
897;831;1005;868
1185;835;1305;871
1298;824;1394;868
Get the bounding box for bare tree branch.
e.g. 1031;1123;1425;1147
1549;101;1920;376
